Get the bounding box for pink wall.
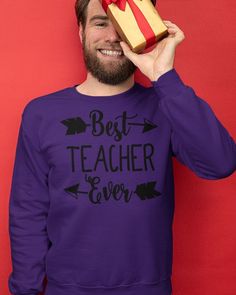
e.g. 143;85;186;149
1;1;235;294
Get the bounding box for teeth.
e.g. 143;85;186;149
100;49;123;56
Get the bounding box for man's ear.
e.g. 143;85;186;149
79;23;84;43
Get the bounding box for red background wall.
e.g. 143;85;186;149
1;0;235;294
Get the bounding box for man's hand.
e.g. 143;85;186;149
119;20;185;81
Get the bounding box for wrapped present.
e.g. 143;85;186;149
101;0;169;53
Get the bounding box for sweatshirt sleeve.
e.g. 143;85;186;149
152;68;236;180
8;105;51;295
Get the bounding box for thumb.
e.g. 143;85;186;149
120;41;140;66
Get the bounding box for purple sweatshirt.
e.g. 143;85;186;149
8;69;236;295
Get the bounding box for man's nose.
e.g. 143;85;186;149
105;24;122;42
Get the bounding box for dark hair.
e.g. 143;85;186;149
75;0;157;29
75;0;90;29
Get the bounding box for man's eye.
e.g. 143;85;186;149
96;23;106;27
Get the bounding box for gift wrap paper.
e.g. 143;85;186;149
102;0;169;53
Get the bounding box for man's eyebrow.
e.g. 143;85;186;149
89;15;109;23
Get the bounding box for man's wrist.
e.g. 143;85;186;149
151;68;187;98
151;67;174;82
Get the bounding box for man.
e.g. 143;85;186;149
75;0;177;93
8;0;236;295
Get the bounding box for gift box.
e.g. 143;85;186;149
101;0;169;53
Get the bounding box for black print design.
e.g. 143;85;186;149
61;109;161;204
64;175;161;204
66;143;155;173
135;181;161;200
61;110;157;141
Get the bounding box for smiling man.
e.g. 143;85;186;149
76;0;137;91
78;0;137;86
8;1;236;295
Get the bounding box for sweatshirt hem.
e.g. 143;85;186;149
45;277;172;295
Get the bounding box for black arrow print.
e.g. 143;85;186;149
61;116;157;135
64;181;161;201
134;181;161;200
64;183;87;199
60;117;90;135
128;118;157;133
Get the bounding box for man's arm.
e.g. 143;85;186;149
120;17;236;179
152;68;236;179
8;105;50;295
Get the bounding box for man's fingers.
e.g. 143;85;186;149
163;20;185;38
163;20;179;29
120;41;140;66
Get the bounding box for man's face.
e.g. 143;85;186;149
79;0;136;85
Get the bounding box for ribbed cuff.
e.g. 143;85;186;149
151;68;187;98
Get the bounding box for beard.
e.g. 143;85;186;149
81;32;137;85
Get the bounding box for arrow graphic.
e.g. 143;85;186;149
64;181;161;201
128;118;157;133
61;117;90;135
61;116;157;135
64;183;87;199
134;181;161;200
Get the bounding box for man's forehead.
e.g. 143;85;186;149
87;0;107;18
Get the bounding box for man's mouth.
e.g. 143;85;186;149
98;49;124;58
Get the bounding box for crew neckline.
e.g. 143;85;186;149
69;82;141;104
